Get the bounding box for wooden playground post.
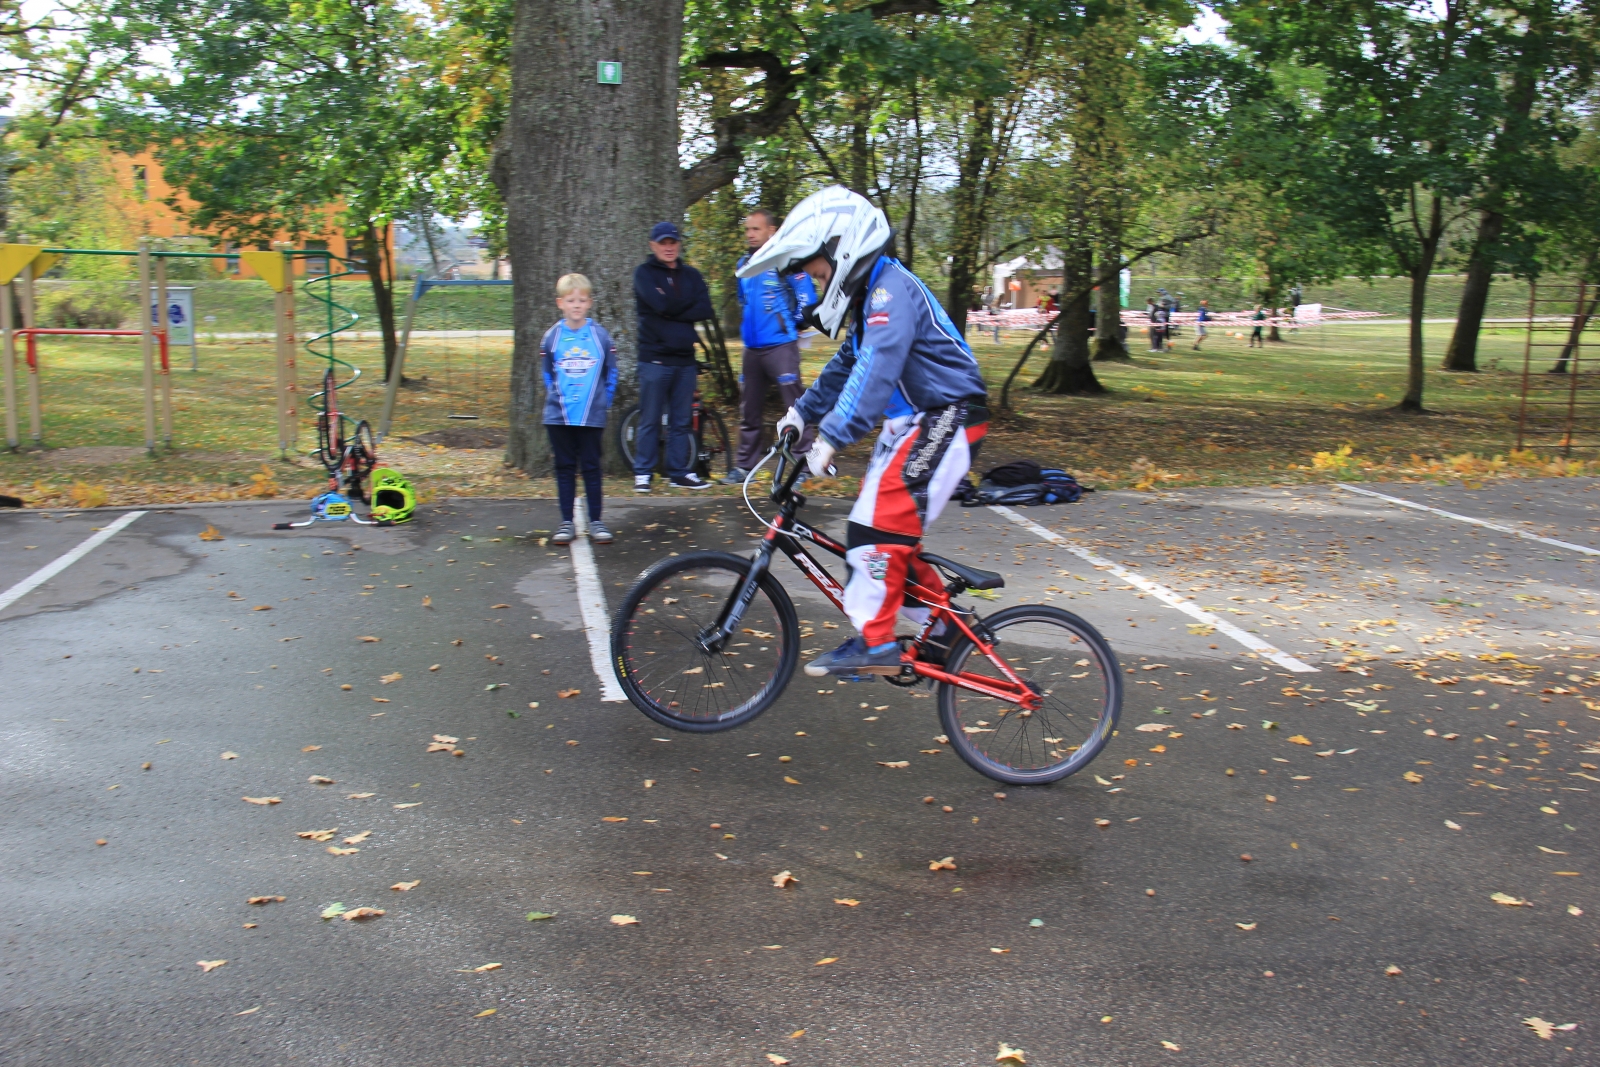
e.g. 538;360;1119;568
20;260;41;446
1;279;15;451
157;256;173;449
259;243;299;457
137;239;157;453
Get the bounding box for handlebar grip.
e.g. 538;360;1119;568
778;427;800;447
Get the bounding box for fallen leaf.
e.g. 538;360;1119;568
391;881;420;891
610;914;639;926
380;672;402;685
558;689;581;698
814;957;838;966
358;636;380;642
235;1006;259;1016
246;895;285;905
1287;734;1312;746
198;525;225;542
341;907;384;920
773;870;798;888
491;604;510;609
766;1055;790;1065
783;776;801;784
1491;892;1528;906
1236;922;1257;931
252;605;272;612
929;856;957;871
347;792;375;799
1538;846;1568;855
1403;771;1424;783
320;902;348;919
426;742;456;753
326;846;359;856
242;796;281;805
474;1009;496;1018
1161;1041;1182;1051
393;802;422;809
1568;905;1583;916
302;745;322;752
422;596;433;608
196;960;227;973
1095;818;1111;828
526;911;557;921
308;775;335;785
1149;744;1167;753
601;816;628;823
220;751;239;760
1524;1017;1556;1040
296;829;338;842
342;830;371;845
1135;723;1168;733
473;962;502;972
996;1043;1028;1064
1385;964;1403;976
834;898;860;907
876;760;910;768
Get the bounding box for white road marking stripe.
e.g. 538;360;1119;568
0;510;148;614
987;505;1319;673
1337;484;1600;557
572;513;625;702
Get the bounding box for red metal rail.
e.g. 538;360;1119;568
18;328;170;373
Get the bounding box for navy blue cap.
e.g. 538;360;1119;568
650;221;682;242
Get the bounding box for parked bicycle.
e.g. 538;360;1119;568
613;362;732;481
610;429;1121;785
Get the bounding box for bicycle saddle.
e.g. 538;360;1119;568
919;553;1004;591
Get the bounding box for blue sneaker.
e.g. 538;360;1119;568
804;637;903;678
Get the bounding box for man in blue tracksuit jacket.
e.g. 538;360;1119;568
726;208;819;482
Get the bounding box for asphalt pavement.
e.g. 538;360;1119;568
1;480;1596;1066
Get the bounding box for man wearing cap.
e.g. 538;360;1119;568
632;221;716;492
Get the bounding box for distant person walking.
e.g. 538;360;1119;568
633;221;715;492
1150;303;1169;351
1192;299;1210;351
724;208;818;484
1249;305;1267;348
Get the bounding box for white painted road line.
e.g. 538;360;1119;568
987;505;1320;673
572;513;626;702
0;510;148;614
1337;484;1600;557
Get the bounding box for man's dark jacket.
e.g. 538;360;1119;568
634;256;715;365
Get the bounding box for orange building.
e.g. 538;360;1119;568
109;150;386;280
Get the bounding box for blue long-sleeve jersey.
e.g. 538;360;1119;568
735;254;817;349
794;257;987;449
540;319;618;428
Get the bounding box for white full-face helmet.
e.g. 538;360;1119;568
736;185;892;338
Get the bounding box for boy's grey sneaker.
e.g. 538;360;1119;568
551;521;576;545
670;473;712;490
633;475;652;493
720;467;749;485
803;637;903;678
588;519;613;544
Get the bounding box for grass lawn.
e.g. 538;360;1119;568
2;315;1594;510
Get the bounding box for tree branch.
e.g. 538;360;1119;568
683;49;803;205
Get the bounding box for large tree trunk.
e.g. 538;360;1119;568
944;97;993;338
1092;239;1128;361
361;222;400;381
1033;243;1103;394
502;0;685;476
1442;208;1503;372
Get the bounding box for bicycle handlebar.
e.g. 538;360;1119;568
771;427;806;504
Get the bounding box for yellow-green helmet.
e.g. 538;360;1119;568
369;468;416;524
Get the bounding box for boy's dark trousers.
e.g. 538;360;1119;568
546;424;604;521
735;340;814;471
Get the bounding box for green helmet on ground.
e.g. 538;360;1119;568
368;468;416;524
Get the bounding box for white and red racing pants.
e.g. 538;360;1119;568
843;401;987;648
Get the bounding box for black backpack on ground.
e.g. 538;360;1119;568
960;460;1088;507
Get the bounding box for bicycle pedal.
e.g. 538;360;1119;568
833;673;877;684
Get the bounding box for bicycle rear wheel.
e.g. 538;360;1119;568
696;407;732;479
612;551;798;732
938;605;1121;785
614;405;641;469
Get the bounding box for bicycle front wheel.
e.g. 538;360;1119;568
612;552;799;732
938;606;1121;785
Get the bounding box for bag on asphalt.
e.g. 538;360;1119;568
964;460;1087;507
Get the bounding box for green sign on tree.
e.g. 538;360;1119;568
597;61;621;85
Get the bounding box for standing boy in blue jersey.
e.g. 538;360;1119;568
739;186;989;676
723;207;819;484
540;273;618;545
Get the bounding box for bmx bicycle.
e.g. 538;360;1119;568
610;429;1121;785
614;362;732;481
274;365;380;529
